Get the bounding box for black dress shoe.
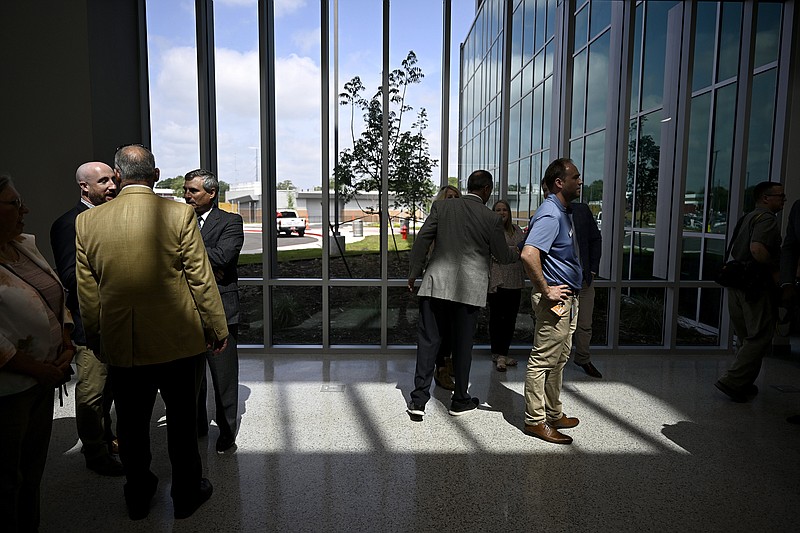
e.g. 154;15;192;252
87;454;125;477
124;476;158;521
576;361;603;378
524;423;573;444
216;434;236;453
714;380;747;402
174;478;213;519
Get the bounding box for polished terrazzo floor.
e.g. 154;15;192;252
40;347;800;532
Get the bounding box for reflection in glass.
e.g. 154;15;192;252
677;288;721;345
630;231;659;280
387;287;418;345
570;138;585;177
630;2;643;115
708;82;737;234
532;84;543;151
571;49;587;136
535;0;547;51
630;112;661;229
746;70;777;191
685;92;711;232
680;236;702;280
640;1;678;111
702;238;725;282
330;286;380;345
518;157;532;219
583;130;604;207
692;1;717;92
699;287;723;330
523;0;535;65
590;0;612;39
543;78;552;148
619;288;664;345
510;102;521;161
520;92;533;159
718;2;742;82
754;2;782;69
238;285;264;345
586;31;610;132
574;3;589;49
591;287;608;346
512;1;524;71
271;286;322;345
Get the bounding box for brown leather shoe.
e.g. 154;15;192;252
549;415;579;429
523;422;573;444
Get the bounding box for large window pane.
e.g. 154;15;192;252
586;31;610;132
708;82;737;234
685;92;711;232
582;130;604;210
746;70;777;192
640;1;678;111
272;286;322;345
571;49;587;136
718;2;742;82
145;1;200;188
692;1;717;92
631;112;661;229
239;285;264;345
330;287;381;345
754;2;782;69
619;288;665;345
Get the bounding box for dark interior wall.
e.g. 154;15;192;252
0;0;146;264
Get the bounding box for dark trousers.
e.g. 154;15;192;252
411;297;479;406
487;288;522;356
198;325;239;440
109;354;205;501
0;385;54;533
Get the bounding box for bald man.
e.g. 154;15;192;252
50;162;122;476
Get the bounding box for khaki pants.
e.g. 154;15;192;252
75;346;113;459
524;292;578;425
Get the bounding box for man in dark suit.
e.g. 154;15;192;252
571;201;602;378
50;161;123;476
183;169;243;453
407;169;517;418
75;145;229;520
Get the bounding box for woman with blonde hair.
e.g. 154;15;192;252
488;199;525;371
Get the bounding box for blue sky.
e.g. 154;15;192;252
146;0;476;189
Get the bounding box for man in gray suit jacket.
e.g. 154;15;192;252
184;169;244;453
407;170;517;418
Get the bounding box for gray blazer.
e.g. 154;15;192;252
409;194;516;307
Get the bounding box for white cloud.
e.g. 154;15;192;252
291;27;321;54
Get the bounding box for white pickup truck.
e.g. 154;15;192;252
276;210;307;237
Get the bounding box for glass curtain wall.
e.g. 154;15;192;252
144;0;791;353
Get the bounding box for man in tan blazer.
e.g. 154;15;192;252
75;145;228;521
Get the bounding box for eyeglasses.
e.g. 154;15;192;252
115;143;149;152
0;197;24;208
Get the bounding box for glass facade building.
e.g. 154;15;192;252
460;0;797;352
2;0;797;355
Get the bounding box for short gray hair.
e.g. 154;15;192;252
184;168;218;195
114;145;156;181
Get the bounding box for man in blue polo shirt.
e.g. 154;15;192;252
520;158;583;445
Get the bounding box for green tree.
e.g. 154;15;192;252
218;180;230;202
155;175;185;197
277;180;295;190
334;50;437;229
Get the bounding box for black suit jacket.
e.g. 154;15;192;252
571;202;602;286
50;201;89;344
201;207;244;325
